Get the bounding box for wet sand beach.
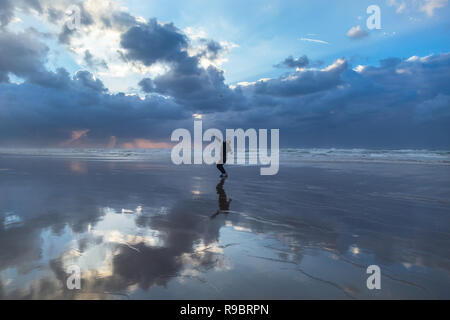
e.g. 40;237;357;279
0;152;449;299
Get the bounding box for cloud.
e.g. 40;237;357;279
107;135;117;148
222;53;450;148
299;37;329;44
120;19;244;113
420;0;448;16
387;0;448;16
74;70;107;92
83;50;108;70
346;25;368;39
120;19;188;66
249;58;347;97
138;77;155;93
1;34;450;148
0;0;14;27
275;55;309;69
0;30;49;82
60;129;90;146
387;0;407;13
203;40;223;60
0;1;449;148
0;68;190;147
0;0;46;28
121;139;171;149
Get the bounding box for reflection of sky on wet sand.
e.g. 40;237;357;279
0;156;449;299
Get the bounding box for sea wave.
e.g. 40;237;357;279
279;148;450;165
0;148;449;165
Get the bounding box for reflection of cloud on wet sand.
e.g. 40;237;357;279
0;194;230;298
1;157;449;299
70;161;87;174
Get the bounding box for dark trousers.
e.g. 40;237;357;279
217;142;227;174
217;164;226;174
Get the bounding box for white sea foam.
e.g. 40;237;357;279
279;148;450;165
0;148;449;165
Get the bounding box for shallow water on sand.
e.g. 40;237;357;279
0;156;449;299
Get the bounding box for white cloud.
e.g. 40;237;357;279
388;0;407;13
299;37;329;45
183;26;208;40
346;25;368;39
387;0;448;17
420;0;448;16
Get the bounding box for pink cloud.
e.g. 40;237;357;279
121;139;171;149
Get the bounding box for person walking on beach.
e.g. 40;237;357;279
214;135;232;178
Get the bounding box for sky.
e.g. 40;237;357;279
0;0;449;148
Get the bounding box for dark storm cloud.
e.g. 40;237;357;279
1;42;450;147
254;59;346;97
121;19;245;113
0;30;49;82
74;70;107;92
0;0;14;27
0;67;190;146
120;18;188;66
0;4;449;148
138;77;155;93
200;39;223;60
275;55;309;69
215;54;450;148
206;40;222;55
0;25;191;147
150;65;245;112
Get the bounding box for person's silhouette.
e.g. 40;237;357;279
213;135;232;178
210;178;232;219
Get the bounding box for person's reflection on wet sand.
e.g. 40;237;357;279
210;178;232;219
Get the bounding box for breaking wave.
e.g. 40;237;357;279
0;148;449;165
